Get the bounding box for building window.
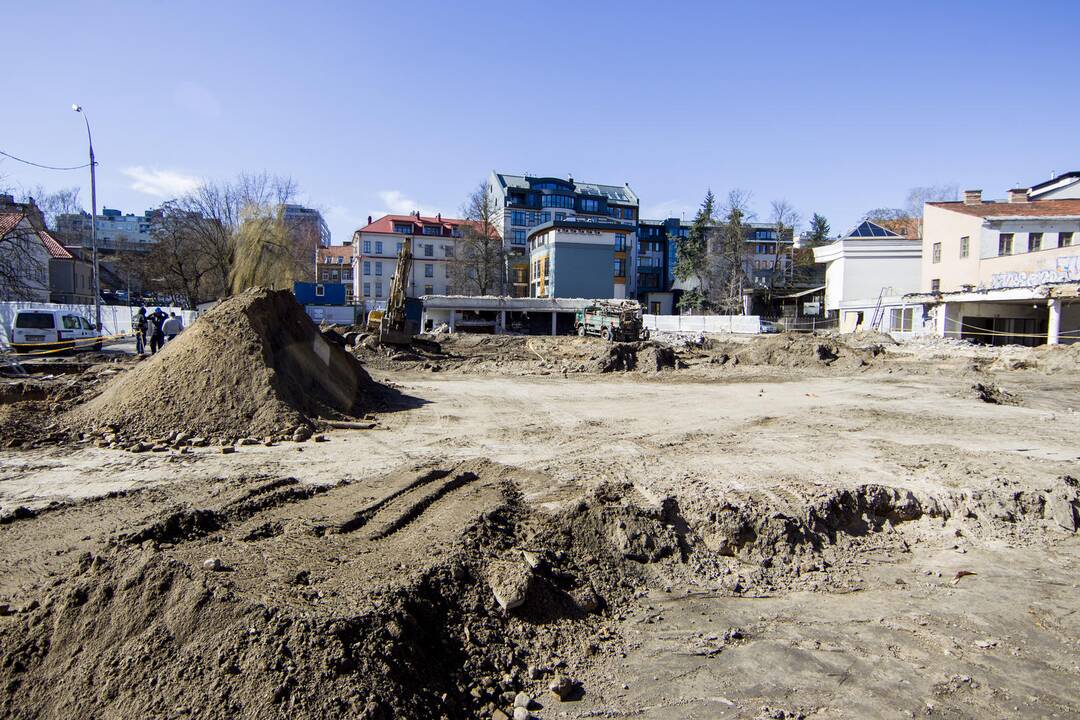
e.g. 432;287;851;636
614;233;626;252
889;307;914;332
1028;232;1042;252
1060;232;1074;248
423;225;443;236
512;230;526;245
363;240;371;253
396;242;403;254
960;236;969;258
424;263;434;278
375;241;383;254
374;281;382;297
331;270;339;280
580;198;599;212
363;261;371;275
998;233;1013;256
375;261;382;276
321;270;330;281
424;284;433;295
342;270;352;281
445;264;450;278
363;282;371;296
930;278;940;293
541;195;575;209
315;284;325;298
511;210;526;226
932;242;941;263
614;259;626;277
393;223;413;234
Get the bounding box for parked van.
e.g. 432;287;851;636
9;309;102;353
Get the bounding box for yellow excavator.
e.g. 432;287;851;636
365;241;413;345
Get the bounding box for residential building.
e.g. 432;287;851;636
912;181;1080;345
316;244;355;304
282;203;331;250
527;216;631;299
0;194;93;303
813;220;925;335
489;172;639;297
351;212;464;307
55;207;161;252
636;217;690;314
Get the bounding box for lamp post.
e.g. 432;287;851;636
72;104;101;331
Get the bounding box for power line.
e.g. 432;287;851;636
0;149;91;171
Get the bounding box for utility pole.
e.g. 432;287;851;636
72;104;101;330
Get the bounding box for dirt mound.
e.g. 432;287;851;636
710;334;885;370
1033;342;1080;373
66;288;376;439
591;341;680;373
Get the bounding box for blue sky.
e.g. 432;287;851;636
3;0;1078;242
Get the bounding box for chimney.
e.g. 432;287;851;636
414;210;420;219
437;212;441;221
1007;188;1030;203
963;189;982;205
367;215;372;225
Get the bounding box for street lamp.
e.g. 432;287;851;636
72;103;101;331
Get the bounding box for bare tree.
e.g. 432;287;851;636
0;217;50;301
767;199;800;289
864;185;958;239
19;186;83;230
449;181;506;296
709;190;754;314
155;173;301;299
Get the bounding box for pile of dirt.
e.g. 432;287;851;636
66;288;377;439
972;381;1022;405
711;334;886;370
591;341;680;373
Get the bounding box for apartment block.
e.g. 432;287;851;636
489;173;639;298
352;213;464;307
316;244;355;304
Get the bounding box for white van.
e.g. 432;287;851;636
10;309;103;353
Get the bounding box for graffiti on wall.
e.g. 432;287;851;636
989;255;1080;289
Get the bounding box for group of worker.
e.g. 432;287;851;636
132;307;184;356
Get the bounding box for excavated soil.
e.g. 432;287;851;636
65;289;377;439
3;332;1080;718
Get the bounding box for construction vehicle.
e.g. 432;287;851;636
575;300;649;342
378;241;413;345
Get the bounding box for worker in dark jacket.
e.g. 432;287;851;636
148;308;167;355
132;306;148;355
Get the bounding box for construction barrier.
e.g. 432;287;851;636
643;314;763;334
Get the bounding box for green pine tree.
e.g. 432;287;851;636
674;190;715;312
806;213;831;247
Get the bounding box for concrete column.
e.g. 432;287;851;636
936;302;949;337
448;310;456;333
499;310;506;334
1048;298;1061;345
550;312;557;336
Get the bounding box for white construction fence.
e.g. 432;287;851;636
0;301;198;341
643;314;763;334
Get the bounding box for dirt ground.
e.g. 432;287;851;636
1;332;1079;719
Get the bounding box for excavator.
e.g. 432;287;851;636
365;242;441;352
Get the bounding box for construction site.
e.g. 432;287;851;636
0;287;1078;719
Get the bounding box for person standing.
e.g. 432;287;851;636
162;312;184;342
148;307;167;355
132;306;148;355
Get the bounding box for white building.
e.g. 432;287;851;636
910;181;1080;345
813;220;927;336
55;208;160;251
351;213;464;308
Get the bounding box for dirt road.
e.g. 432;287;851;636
1;362;1079;718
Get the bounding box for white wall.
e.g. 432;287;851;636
644;314;762;334
0;301;198;339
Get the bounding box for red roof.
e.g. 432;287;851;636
0;212;73;258
929;198;1080;218
0;212;25;237
317;245;354;262
357;213;466;235
37;229;73;259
